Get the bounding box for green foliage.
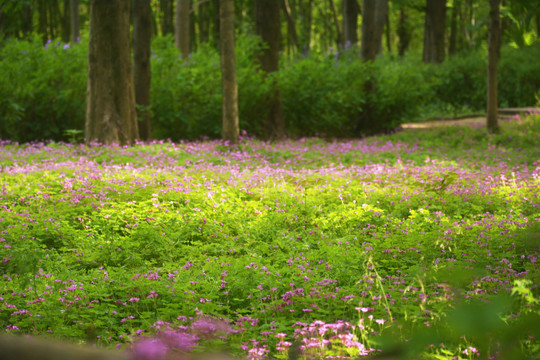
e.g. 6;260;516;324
0;37;539;142
0;36;87;142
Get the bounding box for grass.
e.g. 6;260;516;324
0;114;539;359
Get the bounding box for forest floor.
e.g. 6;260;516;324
402;107;538;129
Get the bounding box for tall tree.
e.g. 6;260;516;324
423;0;447;63
328;0;343;48
448;0;460;55
220;0;239;144
160;0;174;36
175;0;190;58
281;0;299;53
342;0;359;48
374;0;388;55
397;6;411;57
70;0;80;43
133;0;152;141
86;0;138;145
298;0;313;55
255;0;285;139
361;0;377;61
487;0;501;133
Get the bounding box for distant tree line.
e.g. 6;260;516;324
1;0;539;143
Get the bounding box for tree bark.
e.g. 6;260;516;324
86;0;138;145
374;0;388;56
198;0;210;44
342;0;359;49
328;0;343;49
160;0;174;36
423;0;447;63
59;0;70;43
175;0;190;58
448;0;459;55
255;0;285;139
133;0;152;141
397;6;411;57
21;4;33;38
38;0;48;44
537;4;540;38
281;0;299;53
361;0;377;61
298;0;313;55
487;0;501;133
220;0;239;144
70;0;80;42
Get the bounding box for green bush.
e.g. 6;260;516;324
499;44;540;107
0;36;539;142
0;36;87;142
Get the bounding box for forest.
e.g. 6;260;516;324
0;1;539;360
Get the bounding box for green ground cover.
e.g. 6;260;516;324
0;114;539;359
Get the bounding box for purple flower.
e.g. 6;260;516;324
131;338;168;360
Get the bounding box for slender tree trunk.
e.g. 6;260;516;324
281;0;299;52
397;7;410;56
342;0;359;49
487;0;501;133
385;10;392;53
70;0;80;43
423;0;447;63
86;0;138;145
199;1;210;44
160;0;174;36
298;0;313;55
374;0;388;56
255;0;285;139
448;0;459;55
536;4;540;37
175;0;190;58
133;0;152;141
59;0;70;43
21;4;33;38
328;0;343;49
211;0;220;48
220;0;239;144
361;0;377;61
38;0;48;43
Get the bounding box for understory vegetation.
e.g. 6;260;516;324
0;113;539;359
1;35;540;142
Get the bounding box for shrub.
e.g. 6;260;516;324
0;36;87;142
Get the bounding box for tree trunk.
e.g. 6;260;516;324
220;0;239;144
133;0;152;141
298;0;313;55
361;0;377;61
342;0;359;49
397;7;411;57
86;0;138;145
255;0;285;139
60;0;70;43
537;4;540;38
328;0;343;49
199;0;210;44
448;0;459;55
175;0;190;58
38;0;48;44
487;0;501;133
423;0;446;63
374;0;388;56
281;0;298;53
212;0;220;48
70;0;80;42
21;4;33;38
160;0;174;36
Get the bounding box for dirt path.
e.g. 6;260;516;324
401;107;538;129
